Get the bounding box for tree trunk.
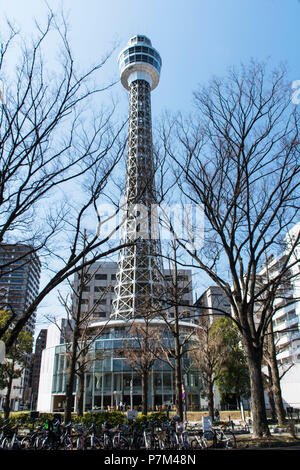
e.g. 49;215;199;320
174;332;183;420
267;389;276;421
174;360;183;420
267;323;286;426
64;330;78;423
266;366;276;421
172;248;184;421
64;372;75;423
77;369;85;416
245;341;270;437
3;370;14;420
142;371;148;415
207;378;214;422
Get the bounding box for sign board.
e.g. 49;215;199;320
0;341;5;364
202;416;213;432
127;410;138;421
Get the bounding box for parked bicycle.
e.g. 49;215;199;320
203;424;236;449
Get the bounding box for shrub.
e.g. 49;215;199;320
147;412;168;423
79;411;126;428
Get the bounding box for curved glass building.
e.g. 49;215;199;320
50;320;201;412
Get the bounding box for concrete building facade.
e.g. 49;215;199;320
261;221;300;410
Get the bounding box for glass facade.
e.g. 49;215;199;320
51;325;201;412
119;47;162;76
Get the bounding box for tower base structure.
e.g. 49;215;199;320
39;318;202;414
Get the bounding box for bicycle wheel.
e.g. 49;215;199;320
113;434;129;450
40;436;52;450
130;435;144;450
76;435;85;450
200;436;208;449
21;436;32;449
1;437;9;449
103;434;113;450
158;440;165;450
222;430;236;449
204;429;217;447
143;432;152;450
86;435;102;450
34;435;44;450
9;437;22;450
190;438;201;449
171;433;180;450
63;435;73;450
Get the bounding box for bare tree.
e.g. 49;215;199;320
161;61;300;437
117;314;162;415
0;10;130;350
157;240;195;420
190;324;228;421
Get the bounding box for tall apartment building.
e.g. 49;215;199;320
258;221;300;409
0;243;41;410
0;243;41;335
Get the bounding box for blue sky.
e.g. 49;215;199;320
1;0;299;332
2;0;300;117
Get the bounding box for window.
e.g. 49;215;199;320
95;274;107;280
94;286;105;292
94;311;106;318
111;274;116;280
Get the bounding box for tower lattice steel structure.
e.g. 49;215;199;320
112;35;163;320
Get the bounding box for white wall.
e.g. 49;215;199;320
36;345;56;412
36;320;65;412
280;363;300;409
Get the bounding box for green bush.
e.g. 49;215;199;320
78;411;126;428
147;412;168;423
134;412;168;427
0;410;168;430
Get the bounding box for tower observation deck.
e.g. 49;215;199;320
112;35;163;320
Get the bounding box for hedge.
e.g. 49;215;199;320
0;410;169;429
